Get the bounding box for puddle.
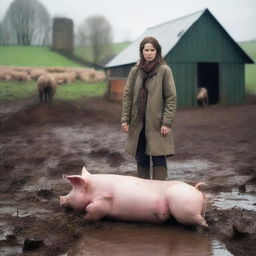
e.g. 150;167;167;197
211;240;233;256
0;203;51;218
213;189;256;211
67;225;233;256
116;159;216;180
0;222;22;256
22;178;60;192
167;159;216;180
0;246;22;256
246;184;256;193
0;222;13;241
168;160;256;212
52;125;125;156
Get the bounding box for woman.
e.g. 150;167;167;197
121;36;176;180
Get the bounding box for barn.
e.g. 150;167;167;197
105;8;254;108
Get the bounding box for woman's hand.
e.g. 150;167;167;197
121;123;129;133
161;125;171;136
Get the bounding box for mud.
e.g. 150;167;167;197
0;96;255;255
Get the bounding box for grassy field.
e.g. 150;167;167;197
240;40;256;60
74;41;131;64
0;81;106;101
0;81;36;100
0;46;85;67
239;40;256;94
55;82;106;100
0;46;106;101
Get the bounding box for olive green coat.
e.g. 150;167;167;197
121;63;176;156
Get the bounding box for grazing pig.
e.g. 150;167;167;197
37;74;57;102
60;167;208;227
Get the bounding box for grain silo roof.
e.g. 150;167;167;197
105;9;205;68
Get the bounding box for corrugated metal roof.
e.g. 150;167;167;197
105;9;206;68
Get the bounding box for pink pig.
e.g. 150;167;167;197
59;167;208;227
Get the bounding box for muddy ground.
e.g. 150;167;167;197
0;95;255;255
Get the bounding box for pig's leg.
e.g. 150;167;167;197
189;214;208;227
153;199;171;223
84;199;111;221
170;209;208;227
171;212;208;227
166;190;208;227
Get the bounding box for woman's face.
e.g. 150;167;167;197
142;43;157;62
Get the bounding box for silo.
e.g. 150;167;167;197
52;17;74;55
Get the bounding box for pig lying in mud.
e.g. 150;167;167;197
60;167;208;227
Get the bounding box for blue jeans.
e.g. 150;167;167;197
135;127;166;167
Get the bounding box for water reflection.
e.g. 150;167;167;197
213;190;256;211
68;224;232;256
212;240;233;256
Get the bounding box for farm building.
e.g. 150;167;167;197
105;8;254;108
52;17;74;55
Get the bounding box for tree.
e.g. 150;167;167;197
3;0;51;45
78;15;113;64
0;22;6;45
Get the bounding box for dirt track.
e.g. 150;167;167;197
0;96;255;255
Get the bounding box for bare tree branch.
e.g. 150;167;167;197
78;15;113;64
3;0;51;45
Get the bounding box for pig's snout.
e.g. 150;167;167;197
59;196;69;208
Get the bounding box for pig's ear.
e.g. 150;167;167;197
81;166;91;177
65;175;86;188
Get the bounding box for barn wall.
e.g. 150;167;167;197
170;63;197;108
106;63;134;101
108;64;134;78
165;11;246;107
168;13;246;64
219;64;245;104
168;61;246;108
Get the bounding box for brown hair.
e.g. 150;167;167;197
139;37;164;65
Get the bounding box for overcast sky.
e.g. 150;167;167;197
0;0;255;42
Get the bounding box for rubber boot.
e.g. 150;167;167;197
137;166;150;179
152;166;167;180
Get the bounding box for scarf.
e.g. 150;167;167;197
138;58;160;121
